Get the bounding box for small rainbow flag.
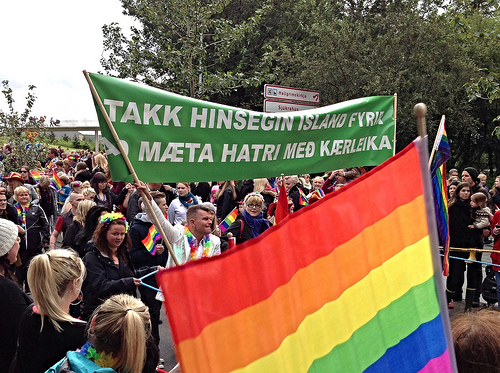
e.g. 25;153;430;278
218;207;238;234
430;116;451;276
309;188;325;200
298;187;309;206
158;138;455;373
142;224;161;255
51;172;63;190
30;170;41;183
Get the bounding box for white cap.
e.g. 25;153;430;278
0;219;18;257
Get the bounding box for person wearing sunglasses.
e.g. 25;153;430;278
19;166;36;185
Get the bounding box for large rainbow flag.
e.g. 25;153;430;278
157;137;455;373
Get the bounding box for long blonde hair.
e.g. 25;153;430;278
253;178;269;193
73;200;96;225
90;294;151;373
27;249;86;332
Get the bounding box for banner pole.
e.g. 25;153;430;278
428;115;445;168
413;104;458;372
414;103;427;138
83;70;179;266
393;93;397;156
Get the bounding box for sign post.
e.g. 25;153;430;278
264;84;320;113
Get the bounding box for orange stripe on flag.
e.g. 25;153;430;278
175;196;428;372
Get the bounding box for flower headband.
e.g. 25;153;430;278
99;212;129;232
243;192;264;205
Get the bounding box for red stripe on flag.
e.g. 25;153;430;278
157;143;424;344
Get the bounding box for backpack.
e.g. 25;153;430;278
482;265;498;306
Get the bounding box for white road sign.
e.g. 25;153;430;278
264;84;320;104
264;99;319;113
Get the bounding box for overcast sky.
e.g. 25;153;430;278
0;0;137;122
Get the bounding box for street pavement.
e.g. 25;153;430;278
159;310;177;371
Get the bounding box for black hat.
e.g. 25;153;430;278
463;167;479;185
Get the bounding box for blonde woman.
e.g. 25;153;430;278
4;172;39;205
82;186;97;201
13;186;50;291
91;153;109;179
221;193;270;248
252;178;276;214
62;200;96;256
13;249;87;373
47;294;155;373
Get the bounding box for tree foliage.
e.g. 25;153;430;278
102;0;500;174
0;81;57;173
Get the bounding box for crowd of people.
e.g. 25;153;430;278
444;167;500;316
1;141;500;372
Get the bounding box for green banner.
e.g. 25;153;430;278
88;73;395;183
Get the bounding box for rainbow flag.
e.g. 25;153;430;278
30;170;41;183
298;187;309;206
430;117;450;276
430;117;450;176
309;188;325;200
51;172;63;190
218;207;238;234
142;224;161;255
157;138;455;373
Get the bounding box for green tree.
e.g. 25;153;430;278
101;0;277;101
268;0;500;171
101;0;500;173
0;81;57;173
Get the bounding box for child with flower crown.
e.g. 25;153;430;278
135;181;221;267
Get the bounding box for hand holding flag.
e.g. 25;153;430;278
142;225;161;255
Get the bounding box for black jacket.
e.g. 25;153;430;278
62;221;84;256
93;188;127;210
73;169;92;183
81;244;154;319
449;199;481;249
129;213;168;269
18;204;50;264
220;214;269;251
216;187;239;221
